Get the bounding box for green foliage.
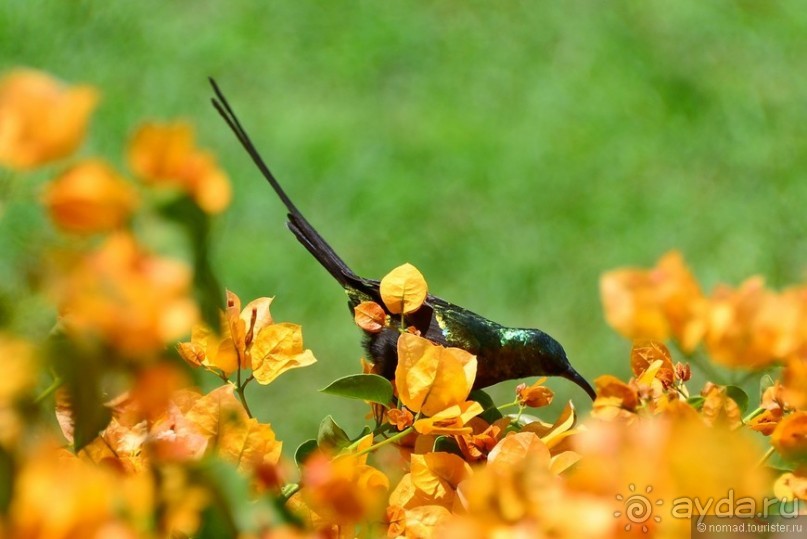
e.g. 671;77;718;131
316;415;351;453
49;336;111;453
294;439;318;467
320;373;394;406
470;389;503;424
725;385;750;415
433;436;463;457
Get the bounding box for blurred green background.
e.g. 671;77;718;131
2;1;806;451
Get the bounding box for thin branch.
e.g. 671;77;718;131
35;374;63;404
350;427;413;459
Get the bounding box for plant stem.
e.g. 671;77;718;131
742;405;764;425
351;427;413;459
236;383;253;418
279;483;301;505
35;375;63;404
496;400;520;412
513;405;526;425
756;446;775;468
239;374;254;391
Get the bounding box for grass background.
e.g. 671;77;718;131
2;0;806;451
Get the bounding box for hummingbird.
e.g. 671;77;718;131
210;79;596;400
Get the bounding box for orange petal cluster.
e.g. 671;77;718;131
515;377;554;408
178;290;316;384
0;69;98;170
771;411;807;464
600;251;706;352
0;335;38;447
53;232;198;357
8;443;154;539
602;250;807;370
128;121;231;214
592;341;695;422
59;382;281;472
42;159;138;234
705;278;807;369
395;332;477;417
298;438;389;530
568;413;772;538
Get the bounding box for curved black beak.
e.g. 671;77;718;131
561;366;596;401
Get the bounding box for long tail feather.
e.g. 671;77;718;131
209;78;359;287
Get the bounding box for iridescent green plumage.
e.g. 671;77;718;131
211;79;595;400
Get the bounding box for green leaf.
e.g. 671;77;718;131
49;335;111;453
294;439;318;467
725;385;749;414
687;396;705;411
0;446;13;514
433;436;463;457
158;195;222;329
317;415;350;452
354;425;372;441
469;389;502;423
320;374;393;405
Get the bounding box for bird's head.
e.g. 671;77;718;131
513;329;596;401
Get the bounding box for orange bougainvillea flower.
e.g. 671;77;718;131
0;334;37;404
747;408;784;436
783;355;807;410
412;400;484;436
448;443;610;538
386;504;451;538
178;291;315;384
704;278;807;369
700;383;743;429
380;263;428;315
774;471;807;503
250;322;317;385
301;448;389;526
353;300;387;333
771;411;807;464
42;159;138;234
54;232;198;357
184;385;282;473
8;443;153;539
457;423;502;462
602;253;807;372
395;332;477;417
70;384;281;477
515;377;554;408
0;334;38;447
630;341;675;389
391;452;472;512
178;322;239;375
521;401;581;457
747;381;790;436
569;414;771;539
147;401;210;463
652;251;708;352
591;374;639;422
487;432;551;471
600;251;706;351
387;408;414;431
0;68;98;170
127;121;231;214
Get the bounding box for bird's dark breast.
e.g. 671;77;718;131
346;283;506;388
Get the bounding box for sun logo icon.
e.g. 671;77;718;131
614;483;663;533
